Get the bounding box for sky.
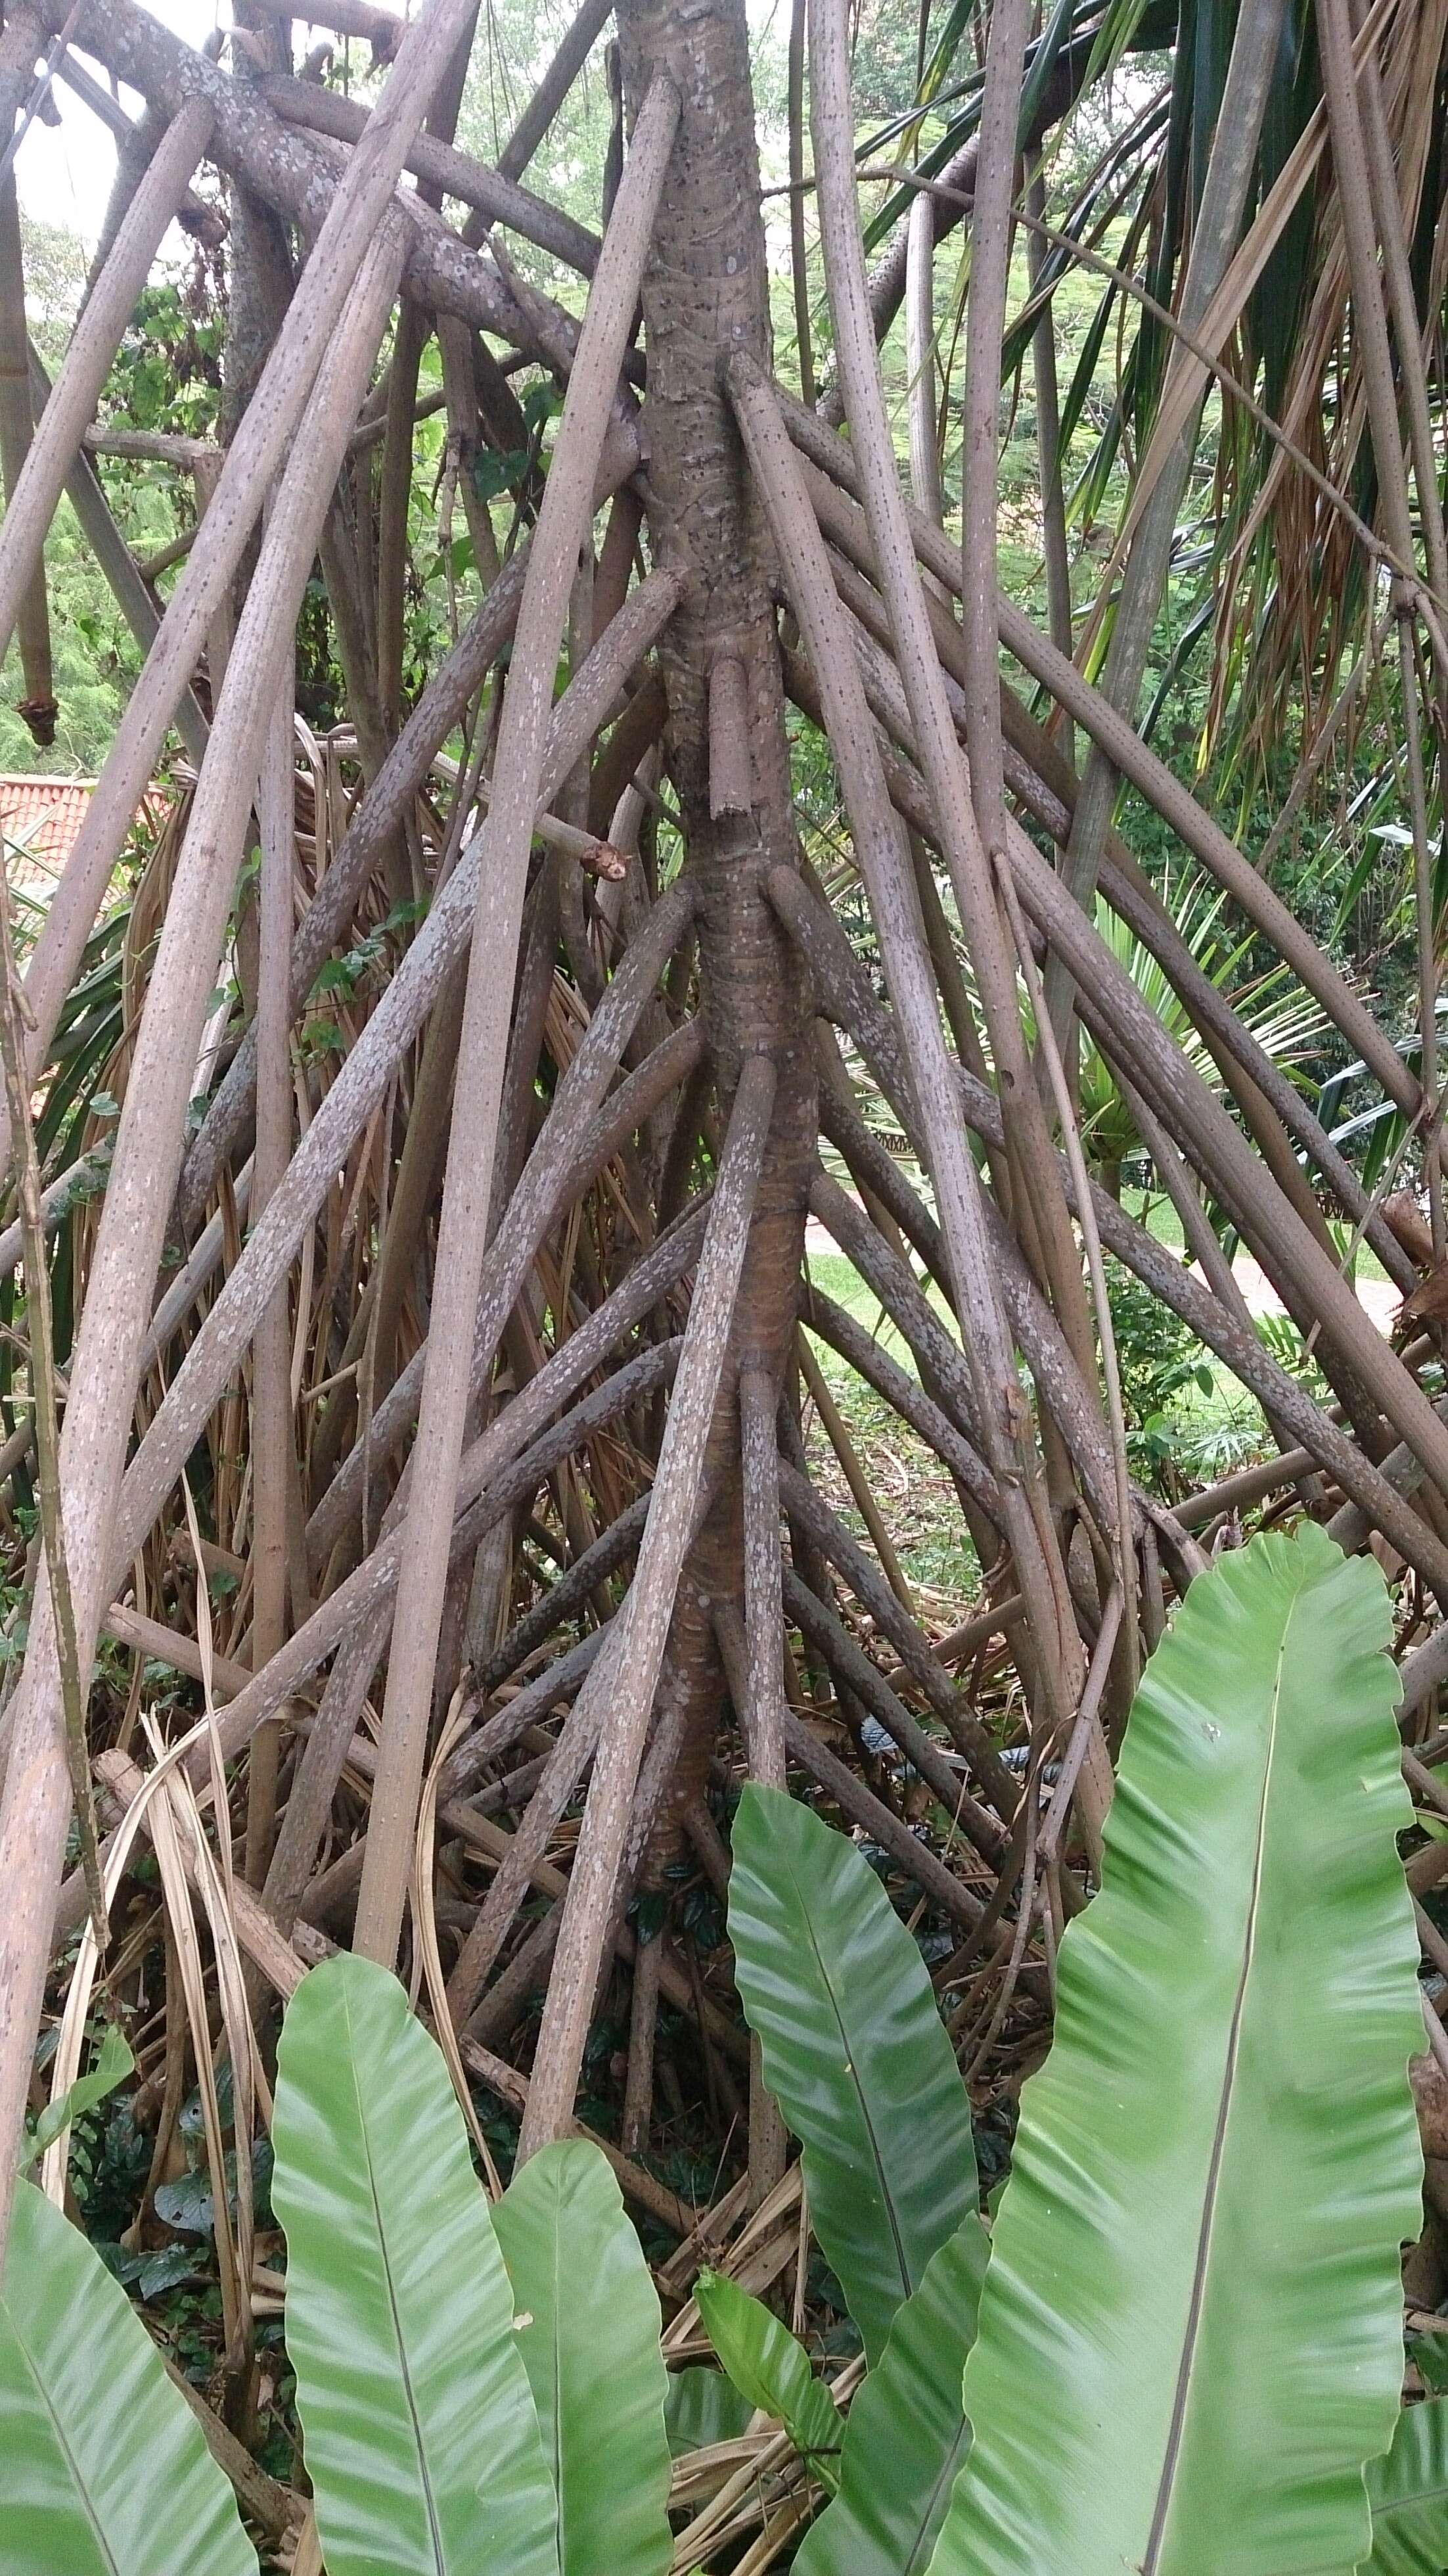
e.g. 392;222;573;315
18;4;254;245
15;0;788;247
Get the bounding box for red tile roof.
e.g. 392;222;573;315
1;777;175;908
0;774;96;890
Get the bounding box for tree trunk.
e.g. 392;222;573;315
612;0;815;1866
7;0;1448;2268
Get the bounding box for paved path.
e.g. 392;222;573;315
1225;1250;1398;1333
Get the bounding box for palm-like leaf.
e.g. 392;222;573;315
493;2139;672;2576
925;867;1324;1182
928;1525;1422;2576
0;2176;258;2576
1074;878;1326;1176
727;1783;978;2362
271;1952;559;2576
863;0;1448;774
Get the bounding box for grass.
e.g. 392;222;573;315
1122;1185;1393;1287
802;1247;946;1369
800;1249;987;1615
798;1228;1292;1577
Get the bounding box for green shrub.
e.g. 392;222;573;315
0;1532;1437;2576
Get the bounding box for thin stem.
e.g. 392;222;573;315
728;349;1085;1748
739;1364;788;1790
1025;154;1073;750
995;850;1138;1690
1398;612;1443;1251
809;0;1101;1398
776;392;1424;1117
0;866;104;1945
353;81;682;1976
904;186;941;528
788;0;815;406
796;1329;916;1615
110;574;687;1601
959;0;1030;861
244;651;298;1886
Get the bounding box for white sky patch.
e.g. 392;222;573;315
16;0;215;244
14;0;796;250
14;1;294;245
16;72;127;247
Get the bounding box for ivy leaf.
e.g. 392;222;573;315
472;447;530;501
154;2167;217;2235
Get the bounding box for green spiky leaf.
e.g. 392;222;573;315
928;1528;1422;2576
727;1784;978;2362
0;2177;257;2576
272;1952;558;2576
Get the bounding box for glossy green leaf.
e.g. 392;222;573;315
493;2138;671;2576
928;1527;1422;2576
797;2215;989;2576
1363;2401;1448;2575
0;2175;258;2576
1409;2335;1448;2398
272;1952;558;2576
728;1783;977;2360
695;2270;841;2492
664;2367;756;2454
21;2020;134;2169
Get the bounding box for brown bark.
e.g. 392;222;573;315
353;70;681;1970
520;1056;779;2151
12;0;1448;2276
0;170;54;743
0;0;506;2239
607;0;816;1871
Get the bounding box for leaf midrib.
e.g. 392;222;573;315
1141;1598;1296;2571
1378;2475;1448;2519
549;2174;568;2569
783;1847;914;2310
344;1983;449;2576
5;2285;123;2576
902;2414;970;2573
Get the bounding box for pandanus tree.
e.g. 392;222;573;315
2;0;1448;2335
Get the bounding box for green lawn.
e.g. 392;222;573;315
800;1223;1282;1534
802;1246;944;1377
1121;1187;1392;1287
